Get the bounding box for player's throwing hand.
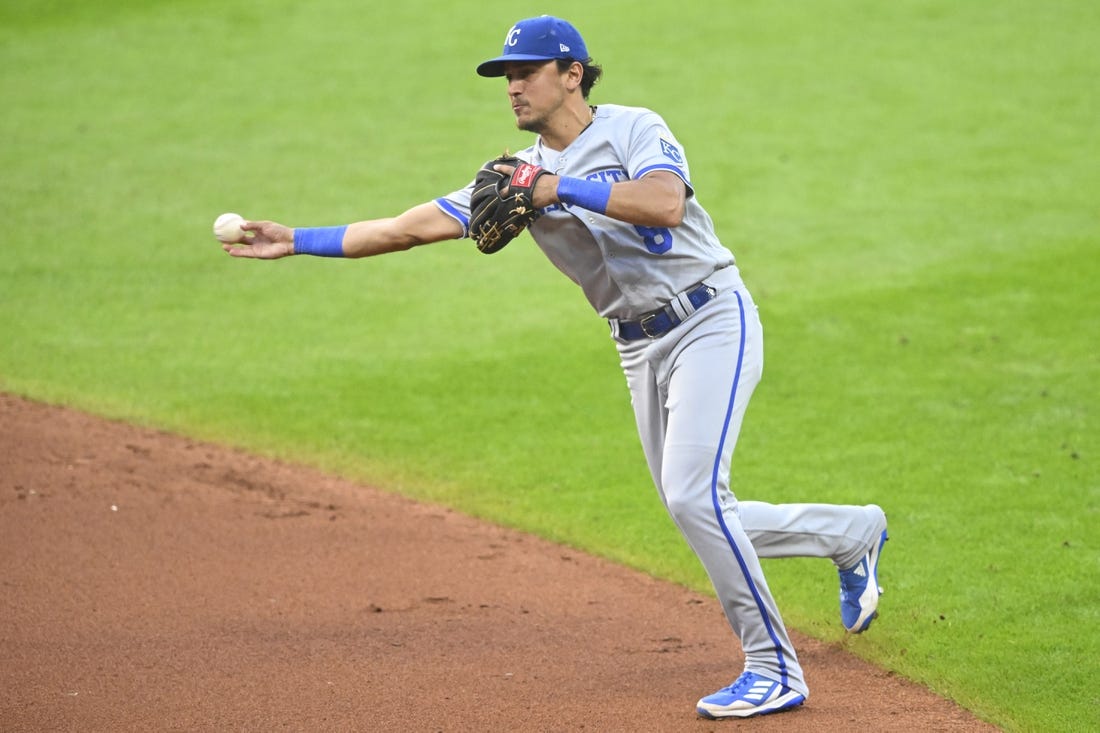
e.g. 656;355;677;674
221;220;295;259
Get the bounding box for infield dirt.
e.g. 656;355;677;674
1;392;999;731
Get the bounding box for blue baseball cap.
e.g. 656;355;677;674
476;16;590;77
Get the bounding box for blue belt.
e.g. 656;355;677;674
614;282;719;341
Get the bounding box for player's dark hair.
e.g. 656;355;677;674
557;58;602;99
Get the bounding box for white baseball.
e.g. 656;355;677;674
213;212;246;243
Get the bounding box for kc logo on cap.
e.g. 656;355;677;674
477;16;589;77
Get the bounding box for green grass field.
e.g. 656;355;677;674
2;1;1097;730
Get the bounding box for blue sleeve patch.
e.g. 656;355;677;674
660;138;683;164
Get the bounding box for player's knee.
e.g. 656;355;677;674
661;444;731;524
663;484;713;529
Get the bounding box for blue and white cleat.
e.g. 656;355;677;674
696;671;806;720
839;525;889;633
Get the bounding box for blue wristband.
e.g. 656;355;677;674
292;225;348;257
556;176;612;215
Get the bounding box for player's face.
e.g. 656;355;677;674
503;60;568;134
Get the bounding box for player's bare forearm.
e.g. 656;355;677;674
529;168;685;228
602;171;685;228
222;202;461;260
342;203;462;257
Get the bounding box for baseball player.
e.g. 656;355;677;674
221;16;889;720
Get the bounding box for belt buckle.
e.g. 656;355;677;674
639;312;662;338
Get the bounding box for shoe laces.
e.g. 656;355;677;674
722;671;757;694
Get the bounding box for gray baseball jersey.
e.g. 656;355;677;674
434;103;886;696
436;104;738;319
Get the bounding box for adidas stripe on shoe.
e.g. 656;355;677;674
696;671;806;720
839;526;889;633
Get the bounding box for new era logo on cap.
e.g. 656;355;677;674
476;16;589;77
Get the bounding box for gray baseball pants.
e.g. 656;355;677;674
616;271;884;696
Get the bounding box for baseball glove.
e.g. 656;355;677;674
469;155;548;254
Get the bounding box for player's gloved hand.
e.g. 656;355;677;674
469;155;548;254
